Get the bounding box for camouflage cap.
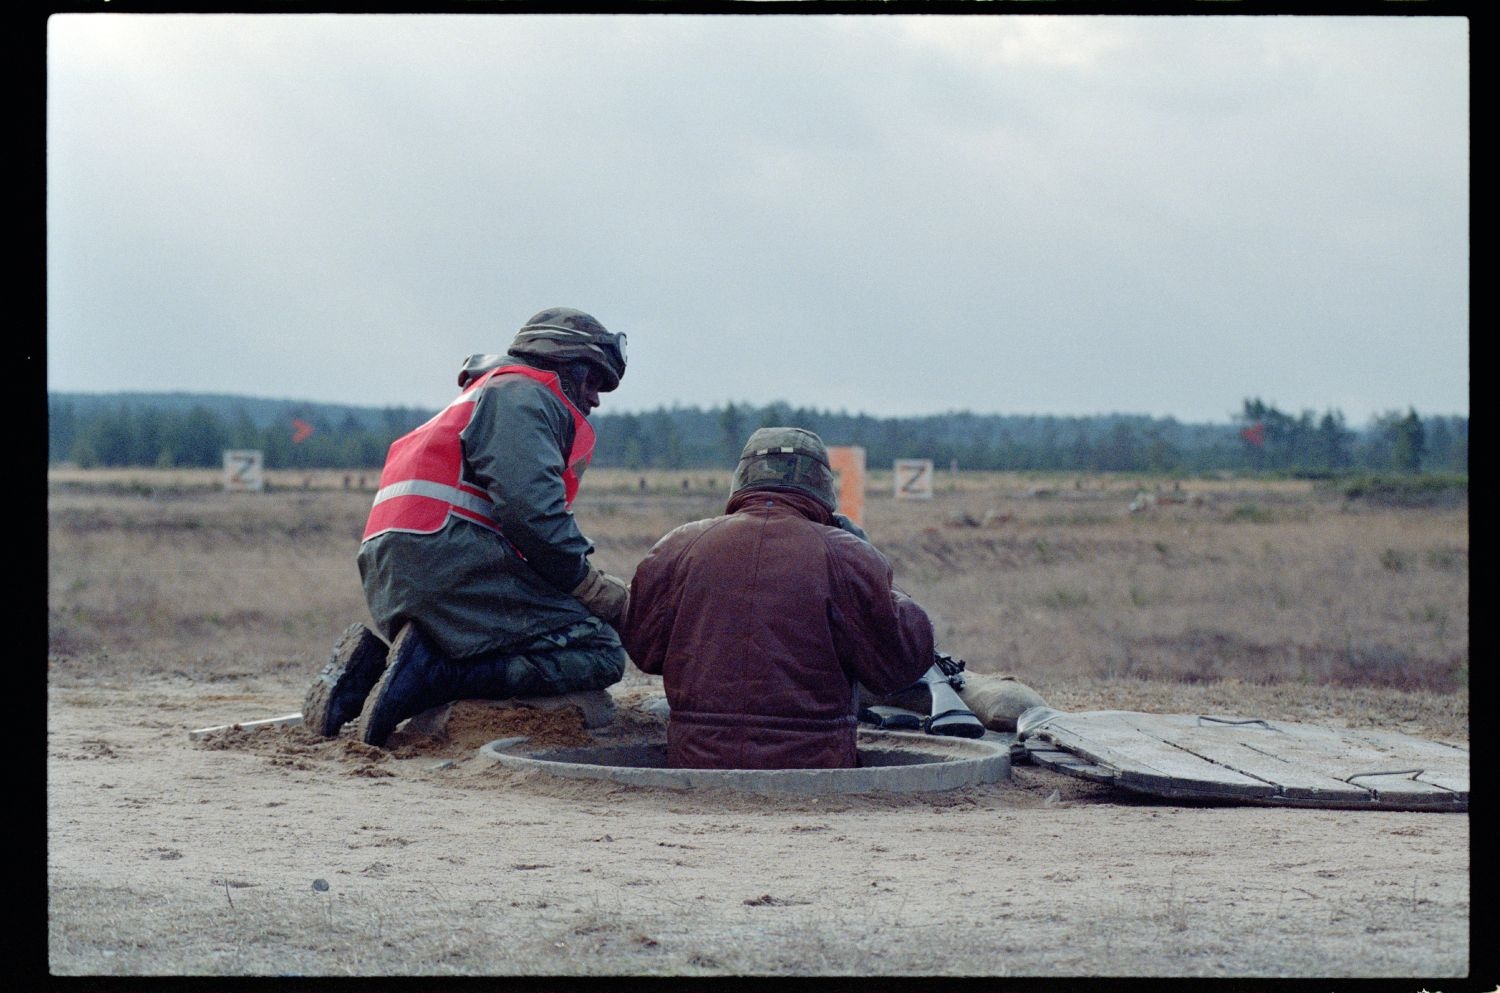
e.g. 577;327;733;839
731;426;837;512
507;307;627;391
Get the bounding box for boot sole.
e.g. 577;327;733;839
303;623;388;738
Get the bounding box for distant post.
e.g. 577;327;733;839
826;446;866;527
894;459;934;500
223;449;265;492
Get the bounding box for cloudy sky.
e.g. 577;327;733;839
46;13;1468;426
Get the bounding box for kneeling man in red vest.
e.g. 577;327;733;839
302;307;632;747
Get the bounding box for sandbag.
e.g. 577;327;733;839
956;673;1048;732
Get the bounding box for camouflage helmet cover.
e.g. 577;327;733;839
730;426;837;512
507;307;627;391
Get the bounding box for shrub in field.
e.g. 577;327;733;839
1379;548;1412;572
1228;503;1276;523
1331;474;1468;508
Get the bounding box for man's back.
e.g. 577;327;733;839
357;366;594;660
623;488;934;769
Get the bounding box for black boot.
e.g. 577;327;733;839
303;623;389;738
358;623;447;746
358;624;516;746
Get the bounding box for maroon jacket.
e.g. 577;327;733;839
621;488;935;769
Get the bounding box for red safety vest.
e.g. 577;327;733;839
362;365;595;542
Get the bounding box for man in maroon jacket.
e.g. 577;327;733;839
619;427;938;770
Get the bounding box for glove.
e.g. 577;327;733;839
571;566;630;627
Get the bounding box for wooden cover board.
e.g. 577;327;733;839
1020;710;1467;811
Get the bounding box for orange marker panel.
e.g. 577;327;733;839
826;446;867;527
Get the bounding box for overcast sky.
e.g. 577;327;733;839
46;13;1468;426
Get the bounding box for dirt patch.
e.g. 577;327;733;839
48;671;1472;980
386;701;596;757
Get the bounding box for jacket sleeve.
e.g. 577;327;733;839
824;530;935;696
460;376;593;592
618;527;690;676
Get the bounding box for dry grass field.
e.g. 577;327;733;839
45;466;1472;981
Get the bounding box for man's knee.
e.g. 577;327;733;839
508;618;626;696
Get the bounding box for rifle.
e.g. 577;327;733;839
858;651;987;739
922;652;986;738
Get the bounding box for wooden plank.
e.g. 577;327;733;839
1148;714;1452;768
1035;713;1278;799
1153;719;1413;803
1340;726;1469;758
1157;736;1374;804
188;712;304;740
1195;722;1468;802
1232;721;1469;779
1023;711;1469;810
1064;711;1468;785
1337;728;1469;796
1414;770;1469;795
1342;771;1466;808
1024;746;1118;784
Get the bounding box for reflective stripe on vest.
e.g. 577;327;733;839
361;365;595;542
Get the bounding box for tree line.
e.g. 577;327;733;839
47;392;1466;477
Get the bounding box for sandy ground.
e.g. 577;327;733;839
46;663;1474;983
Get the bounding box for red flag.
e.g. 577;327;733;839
1240;422;1265;447
292;418;315;444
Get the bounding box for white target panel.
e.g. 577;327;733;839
893;459;934;500
223;449;265;492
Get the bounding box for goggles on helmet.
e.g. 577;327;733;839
514;324;626;366
511;322;627;390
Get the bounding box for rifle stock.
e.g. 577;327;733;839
920;661;986;738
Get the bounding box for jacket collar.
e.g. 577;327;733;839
725;487;834;525
457;352;546;389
